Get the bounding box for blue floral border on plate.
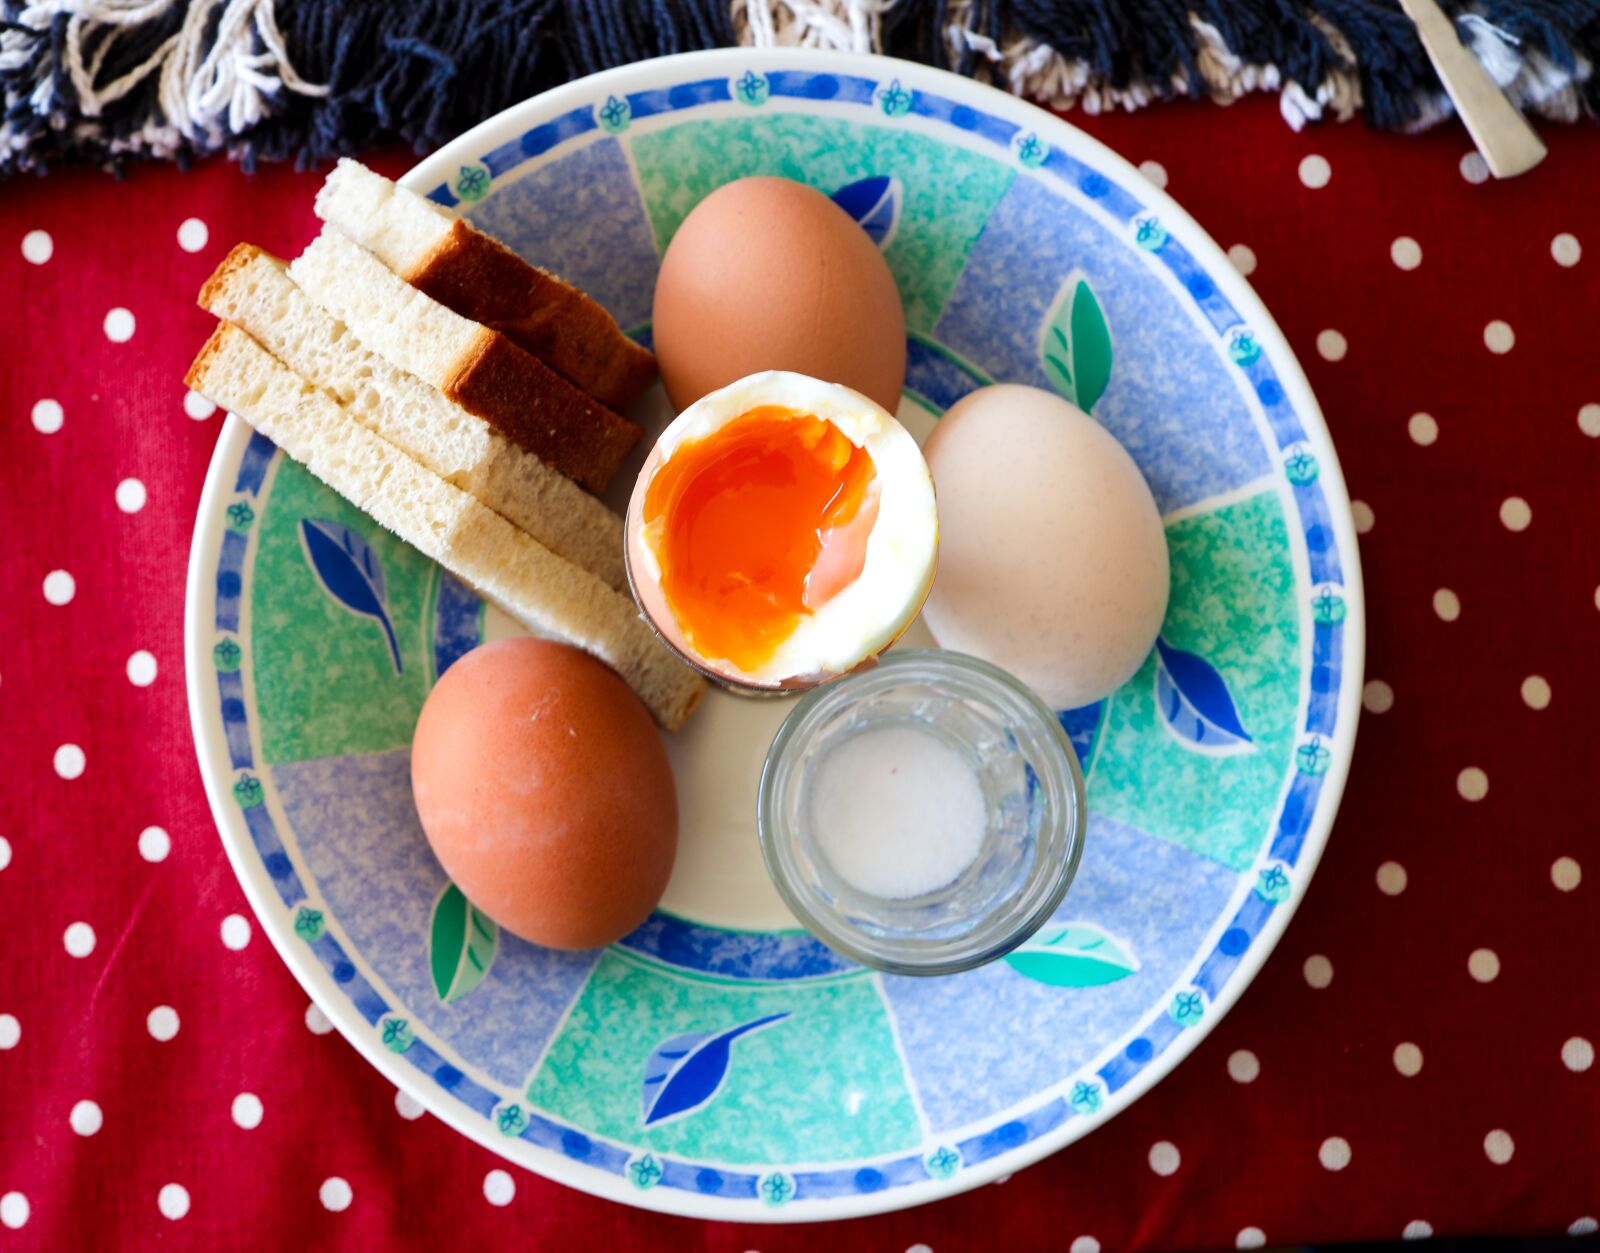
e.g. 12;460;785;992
211;67;1349;1206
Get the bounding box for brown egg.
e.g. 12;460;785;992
411;638;677;949
652;176;907;413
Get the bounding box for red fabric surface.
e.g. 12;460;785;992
3;95;1598;1252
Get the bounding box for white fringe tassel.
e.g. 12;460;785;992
1;0;325;164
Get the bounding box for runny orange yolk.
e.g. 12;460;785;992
642;406;879;673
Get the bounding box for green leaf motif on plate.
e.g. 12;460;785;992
1255;864;1292;903
1040;273;1113;414
213;638;242;672
1311;587;1346;625
628;1154;663;1190
925;1145;961;1180
1284;448;1319;486
232;773;263;809
759;1172;794;1206
454;163;490;202
1068;1079;1103;1114
226;501;255;532
429;882;498;1003
380;1016;415;1053
598;95;631;134
1295;736;1332;777
1003;922;1140;987
735;70;769;106
494;1101;529;1137
1168;989;1206;1027
293;906;325;942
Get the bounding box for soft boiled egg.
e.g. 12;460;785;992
625;371;937;690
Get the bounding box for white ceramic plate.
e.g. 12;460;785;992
186;49;1363;1220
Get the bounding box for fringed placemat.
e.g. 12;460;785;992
3;0;1596;175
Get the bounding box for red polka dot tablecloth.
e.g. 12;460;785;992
2;94;1597;1251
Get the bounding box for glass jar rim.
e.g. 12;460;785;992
757;648;1087;976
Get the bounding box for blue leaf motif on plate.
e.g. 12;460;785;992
299;518;403;674
640;1012;789;1126
1003;923;1139;987
830;175;902;250
1154;636;1252;754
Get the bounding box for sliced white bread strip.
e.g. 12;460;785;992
316;159;656;413
289;227;641;493
186;322;704;732
199;243;627;592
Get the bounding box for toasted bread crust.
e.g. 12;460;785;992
407;221;657;412
184;321;232;391
196;244;266;313
442;330;642;493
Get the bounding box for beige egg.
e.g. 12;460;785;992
921;385;1169;708
651;177;906;413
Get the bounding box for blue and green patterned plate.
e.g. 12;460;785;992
186;50;1364;1220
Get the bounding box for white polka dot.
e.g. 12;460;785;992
395;1090;425;1120
70;1099;102;1136
1562;1037;1594;1072
158;1183;190;1220
1070;1239;1101;1253
103;307;136;343
115;478;147;513
220;913;251;950
1457;766;1488;800
1236;1227;1267;1249
231;1092;263;1129
43;569;75;605
1227;1049;1260;1083
1520;675;1551;709
1394;1042;1424;1077
182;391;218;423
139;826;171;862
1316;329;1347;361
1483;1129;1514;1164
1552;856;1582;891
1460;151;1490;184
1468;948;1500;982
0;1192;28;1229
1318;1136;1351;1171
55;743;86;780
21;229;52;264
63;922;95;957
1499;495;1533;532
1409;412;1439;445
1298;154;1331;189
1390;237;1422;270
126;651;158;687
1138;159;1168;189
483;1170;515;1206
1552;233;1581;267
31;398;63;434
1579;403;1600;437
177;218;209;253
1227;244;1256;276
1570;1217;1598;1236
147;1005;179;1041
1351;500;1375;534
319;1177;352;1212
1147;1141;1180;1176
1403;1220;1434;1239
1363;680;1394;714
0;1015;17;1049
1303;954;1334;989
1484;320;1514;353
1376;861;1408;895
0;837;9;872
1434;588;1461;621
305;1002;333;1034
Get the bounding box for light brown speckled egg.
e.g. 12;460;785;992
652;176;906;413
410;638;677;950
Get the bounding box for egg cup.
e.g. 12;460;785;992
757;649;1087;975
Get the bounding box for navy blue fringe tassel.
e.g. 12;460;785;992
1;0;1596;178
